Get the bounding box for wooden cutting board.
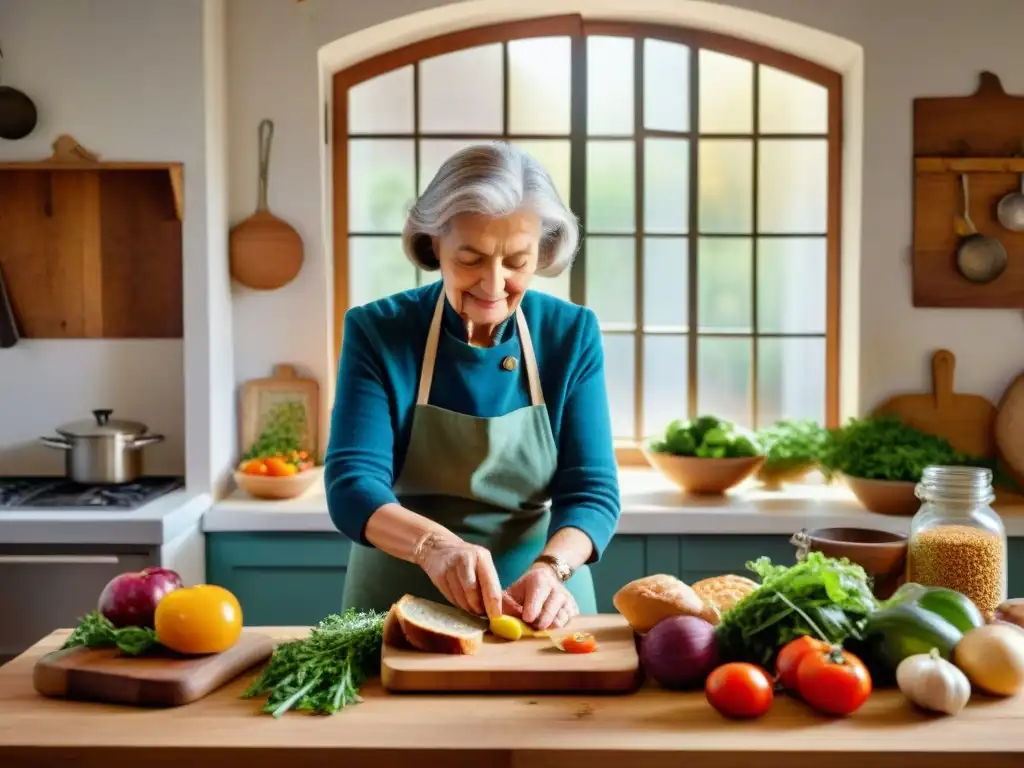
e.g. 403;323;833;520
381;614;642;694
239;364;320;458
996;372;1024;488
872;349;997;458
32;632;274;707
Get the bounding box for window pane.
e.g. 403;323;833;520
759;65;827;134
349;237;415;306
644;334;688;438
348;67;414;134
587;36;634;136
758;139;828;233
757;337;826;426
587;140;635;233
644;138;689;234
418;138;490;193
419;44;503;134
757;238;826;334
348;139;415;232
644;237;688;331
602;333;635;439
698;139;752;233
509;37;571;135
643;39;689;132
697;337;752;428
512;139;571;204
698;238;752;333
586;237;635;329
699;50;753;133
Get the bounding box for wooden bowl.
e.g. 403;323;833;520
793;526;909;599
234;468;320;500
757;461;815;490
644;450;765;495
842;475;919;516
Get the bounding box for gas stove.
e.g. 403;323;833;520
0;476;184;510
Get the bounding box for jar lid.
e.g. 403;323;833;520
915;465;994;504
56;409;149;438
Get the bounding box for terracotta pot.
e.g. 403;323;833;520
792;527;909;599
757;461;814;490
842;475;919;516
643;450;764;495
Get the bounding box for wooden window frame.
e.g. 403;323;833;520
331;16;842;467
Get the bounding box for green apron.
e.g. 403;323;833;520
341;289;597;615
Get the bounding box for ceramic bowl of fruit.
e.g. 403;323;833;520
643;416;764;495
234;452;319;500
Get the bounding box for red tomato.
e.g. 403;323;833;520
559;632;598;654
705;663;774;719
775;636;831;690
795;646;872;716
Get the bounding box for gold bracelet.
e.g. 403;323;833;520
412;532;440;565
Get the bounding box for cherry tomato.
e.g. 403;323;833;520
557;632;598;654
264;457;298;477
154;585;243;655
705;663;774;719
240;459;268;476
795;646;872;716
776;635;830;690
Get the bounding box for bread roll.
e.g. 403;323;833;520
691;574;758;620
612;574;718;632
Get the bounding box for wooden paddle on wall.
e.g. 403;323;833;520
229;119;304;290
872;349;998;458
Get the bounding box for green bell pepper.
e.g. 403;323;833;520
860;582;984;677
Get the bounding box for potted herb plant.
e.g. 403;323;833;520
644;415;764;495
755;419;829;489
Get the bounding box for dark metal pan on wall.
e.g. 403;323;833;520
956;173;1007;284
0;45;37;140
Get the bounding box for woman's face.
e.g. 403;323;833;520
433;210;541;334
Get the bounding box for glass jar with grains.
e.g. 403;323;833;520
908;465;1007;619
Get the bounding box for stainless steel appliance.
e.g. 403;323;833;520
0;476;183;509
39;409;165;484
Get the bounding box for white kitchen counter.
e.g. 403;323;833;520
203;468;1024;537
0;490;210;546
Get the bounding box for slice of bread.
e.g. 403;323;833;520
383;604;412;649
392;594;488;655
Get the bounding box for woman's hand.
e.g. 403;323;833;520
414;533;503;619
504;564;579;631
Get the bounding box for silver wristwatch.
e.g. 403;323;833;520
534;553;574;582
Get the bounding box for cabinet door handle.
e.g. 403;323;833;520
0;555;120;565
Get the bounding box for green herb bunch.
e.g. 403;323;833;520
818;415;991;483
243;609;386;717
714;553;879;667
756;419;828;474
243;401;311;462
62;611;159;656
649;415;761;459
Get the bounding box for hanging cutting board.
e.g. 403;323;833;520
381;614;641;694
239;364;320;458
995;373;1024;488
872;349;997;458
32;633;273;707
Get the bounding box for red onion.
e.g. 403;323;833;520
640;615;719;689
98;567;182;628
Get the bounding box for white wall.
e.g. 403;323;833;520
3;0;1024;484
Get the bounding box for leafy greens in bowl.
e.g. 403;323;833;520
755;419;828;486
648;415;761;459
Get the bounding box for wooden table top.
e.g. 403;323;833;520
1;627;1023;768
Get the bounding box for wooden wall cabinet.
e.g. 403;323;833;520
0;137;184;339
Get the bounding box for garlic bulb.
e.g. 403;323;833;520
954;623;1024;697
896;648;971;715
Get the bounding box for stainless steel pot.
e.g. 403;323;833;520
39;409;164;485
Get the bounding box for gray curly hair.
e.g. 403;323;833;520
401;142;579;277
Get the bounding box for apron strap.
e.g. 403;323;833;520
416;289;545;407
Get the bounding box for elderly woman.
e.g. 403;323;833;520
325;142;620;631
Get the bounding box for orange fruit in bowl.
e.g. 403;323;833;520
154;584;243;655
264;457;298;477
240;458;268;476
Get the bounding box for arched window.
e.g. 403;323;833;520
332;16;841;459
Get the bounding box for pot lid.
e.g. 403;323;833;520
56;409;150;438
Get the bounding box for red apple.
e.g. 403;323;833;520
98;567;183;628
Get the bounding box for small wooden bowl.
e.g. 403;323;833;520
843;475;919;516
793;526;909;599
234;468;320;500
644;450;765;495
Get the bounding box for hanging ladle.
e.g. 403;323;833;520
0;44;38;141
956;173;1007;284
996;158;1024;232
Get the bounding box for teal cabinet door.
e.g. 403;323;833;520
206;533;351;626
